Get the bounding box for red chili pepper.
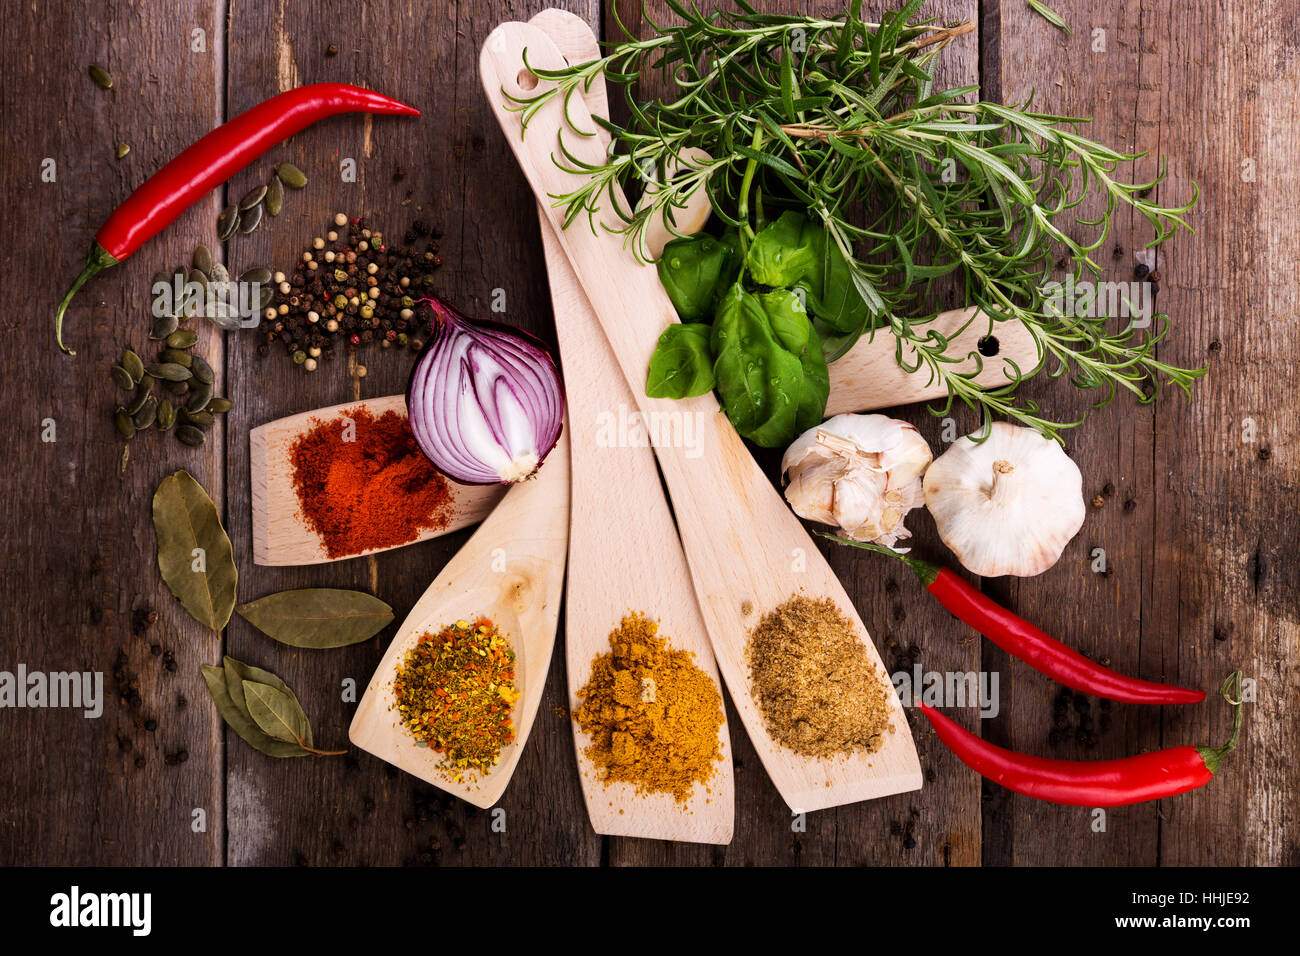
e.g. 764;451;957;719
824;536;1204;705
919;671;1243;806
55;82;419;354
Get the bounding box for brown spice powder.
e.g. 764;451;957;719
747;595;892;758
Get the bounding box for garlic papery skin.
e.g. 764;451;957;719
781;413;933;548
922;422;1085;577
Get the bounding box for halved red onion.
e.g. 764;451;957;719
406;296;565;484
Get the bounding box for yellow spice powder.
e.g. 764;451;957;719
573;613;724;802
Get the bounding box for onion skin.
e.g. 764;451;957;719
406;296;565;485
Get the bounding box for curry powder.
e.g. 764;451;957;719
573;613;724;803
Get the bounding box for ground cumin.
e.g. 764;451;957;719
289;407;453;558
747;594;892;758
573;613;724;803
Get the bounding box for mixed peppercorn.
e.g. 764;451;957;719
261;213;443;369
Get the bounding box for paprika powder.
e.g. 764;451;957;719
289;407;453;558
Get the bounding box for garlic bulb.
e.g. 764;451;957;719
781;414;933;547
923;422;1084;577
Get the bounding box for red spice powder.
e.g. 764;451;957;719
289;408;453;558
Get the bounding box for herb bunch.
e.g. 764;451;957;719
515;0;1202;439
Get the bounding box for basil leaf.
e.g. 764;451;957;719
756;290;829;433
711;284;804;447
798;224;873;334
646;323;716;399
744;211;818;287
656;234;739;321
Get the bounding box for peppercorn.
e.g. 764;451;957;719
1134;262;1150;279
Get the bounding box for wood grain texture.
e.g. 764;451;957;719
249;395;505;565
0;0;226;865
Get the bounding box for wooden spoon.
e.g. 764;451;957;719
249;395;506;566
482;23;923;811
530;7;734;844
347;430;569;807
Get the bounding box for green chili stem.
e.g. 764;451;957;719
1198;670;1245;774
816;531;940;586
55;243;119;356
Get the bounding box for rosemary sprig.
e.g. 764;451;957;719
511;0;1202;439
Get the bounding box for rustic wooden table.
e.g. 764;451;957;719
1;0;1294;866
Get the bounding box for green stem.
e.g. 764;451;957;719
1198;670;1245;774
735;127;764;254
816;532;941;586
55;243;118;356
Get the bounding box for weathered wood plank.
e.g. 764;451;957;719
987;0;1298;865
0;0;225;864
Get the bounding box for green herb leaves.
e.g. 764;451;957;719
201;656;343;758
657;233;739;320
236;588;394;648
530;1;1202;441
152;470;237;633
646;324;716;399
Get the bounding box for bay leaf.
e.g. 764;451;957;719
243;680;312;744
222;656;314;748
152;470;237;633
236;589;394;648
200;664;308;758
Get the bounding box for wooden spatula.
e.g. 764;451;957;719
250;395;506;566
530;7;734;844
347;430;569;807
482;23;923;811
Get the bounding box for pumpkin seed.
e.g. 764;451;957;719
207;397;233;414
240;266;272;285
211;262;231;284
146;362;192;382
126;386;152;416
89;64;114;90
115;143;130;160
166;329;199;349
257;285;275;309
204;303;243;331
151;270;169;289
182;408;214;429
188;269;209;294
150;314;179;340
192;245;212;278
238;204;263;233
121;349;144;383
176;424;206;447
161;348;193;368
132;395;158;430
156;398;176;432
110;365;135;390
114;409;135;440
191;354;215;385
239;185;268;210
217;205;239;241
185;381;213;414
275;162;308;189
266;176;285;217
163;379;189;396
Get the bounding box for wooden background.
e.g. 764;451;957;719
1;0;1294;866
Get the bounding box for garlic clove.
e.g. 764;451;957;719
923;422;1084;577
